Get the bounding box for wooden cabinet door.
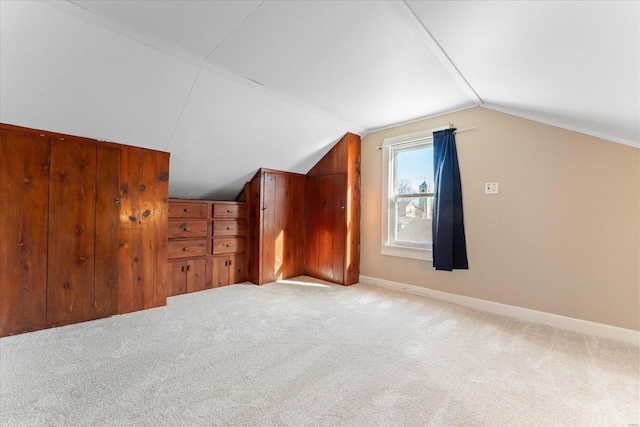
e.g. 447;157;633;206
47;137;97;327
0;130;49;336
168;261;187;296
229;254;246;284
186;258;206;293
212;256;229;288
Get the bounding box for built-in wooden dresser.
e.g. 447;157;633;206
167;199;247;296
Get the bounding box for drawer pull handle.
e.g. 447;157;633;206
184;228;190;232
226;227;232;230
227;209;231;213
183;208;191;212
186;265;191;271
229;260;233;266
181;265;185;272
182;248;188;251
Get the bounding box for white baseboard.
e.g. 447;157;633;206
359;275;639;347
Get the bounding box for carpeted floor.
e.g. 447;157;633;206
1;276;638;426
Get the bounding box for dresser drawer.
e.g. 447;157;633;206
169;220;208;239
169;202;208;219
212;237;246;255
212;220;247;237
168;239;207;259
213;203;246;219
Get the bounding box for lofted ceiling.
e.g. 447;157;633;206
1;1;638;199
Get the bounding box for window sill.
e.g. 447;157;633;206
381;244;433;261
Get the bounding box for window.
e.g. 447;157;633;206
381;127;444;260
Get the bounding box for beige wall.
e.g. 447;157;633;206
361;107;639;331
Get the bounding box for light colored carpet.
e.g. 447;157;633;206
1;276;638;426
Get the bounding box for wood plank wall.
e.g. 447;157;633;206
0;123;169;336
0;130;50;335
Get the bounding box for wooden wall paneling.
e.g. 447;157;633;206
261;171;277;283
93;144;120;319
282;173;306;278
119;147;156;314
47;137;97;327
271;173;287;280
303;133;361;285
0;130;49;336
333;173;347;285
246;176;262;284
318;175;336;282
304;176;319;279
153;151;169;308
345;133;361;285
306;134;348;177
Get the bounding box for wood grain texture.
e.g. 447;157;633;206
153;151;169;308
93;144;120;319
168;239;207;258
119;147;156;314
213;203;246;218
306;133;349;177
303;133;361;285
305;174;341;282
212;220;247;237
261;172;277;283
186;258;206;293
333;173;347;285
265;171;305;282
168;261;186;296
247;175;262;284
169;202;207;219
47;137;97;327
345;133;361;285
168;220;208;239
287;174;306;278
212;256;229;288
0;129;49;336
229;253;246;284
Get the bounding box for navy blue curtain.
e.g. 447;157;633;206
432;128;468;271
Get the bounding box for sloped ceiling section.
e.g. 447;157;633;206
1;1;638;200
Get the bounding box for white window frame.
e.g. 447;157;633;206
381;127;446;261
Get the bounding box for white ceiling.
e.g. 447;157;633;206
1;1;637;199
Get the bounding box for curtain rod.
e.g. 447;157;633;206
376;126;475;149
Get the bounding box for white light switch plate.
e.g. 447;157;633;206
485;182;499;194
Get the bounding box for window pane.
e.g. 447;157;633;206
396;145;433;194
395;197;433;243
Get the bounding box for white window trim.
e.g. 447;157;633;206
381;127;447;261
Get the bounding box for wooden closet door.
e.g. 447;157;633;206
47;137;97;327
119;147;169;313
305;174;345;284
93;145;120;319
332;174;346;285
0;130;50;336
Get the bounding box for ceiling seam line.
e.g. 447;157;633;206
204;0;265;60
165;68;202;151
45;0;366;135
388;0;483;105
